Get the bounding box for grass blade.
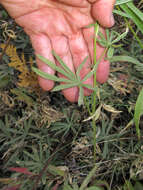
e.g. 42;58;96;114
127;2;143;22
115;0;132;5
134;88;143;139
113;9;132;18
120;3;143;34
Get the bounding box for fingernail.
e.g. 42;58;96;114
110;14;115;26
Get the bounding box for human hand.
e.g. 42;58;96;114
1;0;115;102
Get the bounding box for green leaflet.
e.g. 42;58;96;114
115;0;132;5
36;54;75;80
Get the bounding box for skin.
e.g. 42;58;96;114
1;0;116;102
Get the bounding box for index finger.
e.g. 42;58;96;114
91;0;116;28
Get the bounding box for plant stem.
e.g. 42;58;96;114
92;23;99;161
92;23;99;113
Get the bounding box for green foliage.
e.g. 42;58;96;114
120;2;143;35
0;114;55;164
115;0;132;5
1;1;143;190
109;56;143;75
134;88;143;139
49;110;80;138
33;51;96;106
97;27;143;140
115;0;143;36
97;28;128;59
123;181;143;190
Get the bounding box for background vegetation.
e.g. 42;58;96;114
0;0;143;189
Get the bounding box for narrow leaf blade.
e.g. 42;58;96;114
76;56;88;78
32;67;72;83
52;83;79;92
134;88;143;139
52;51;76;78
37;54;73;80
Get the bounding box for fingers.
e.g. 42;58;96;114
29;33;55;91
51;35;79;102
69;31;93;96
83;27;94;64
91;0;116;28
29;32;93;102
95;28;110;83
96;60;110;84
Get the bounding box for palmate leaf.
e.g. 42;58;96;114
33;52;96;106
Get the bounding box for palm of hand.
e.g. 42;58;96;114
2;0;114;102
20;1;92;34
3;0;94;35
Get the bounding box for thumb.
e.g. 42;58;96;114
91;0;116;28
